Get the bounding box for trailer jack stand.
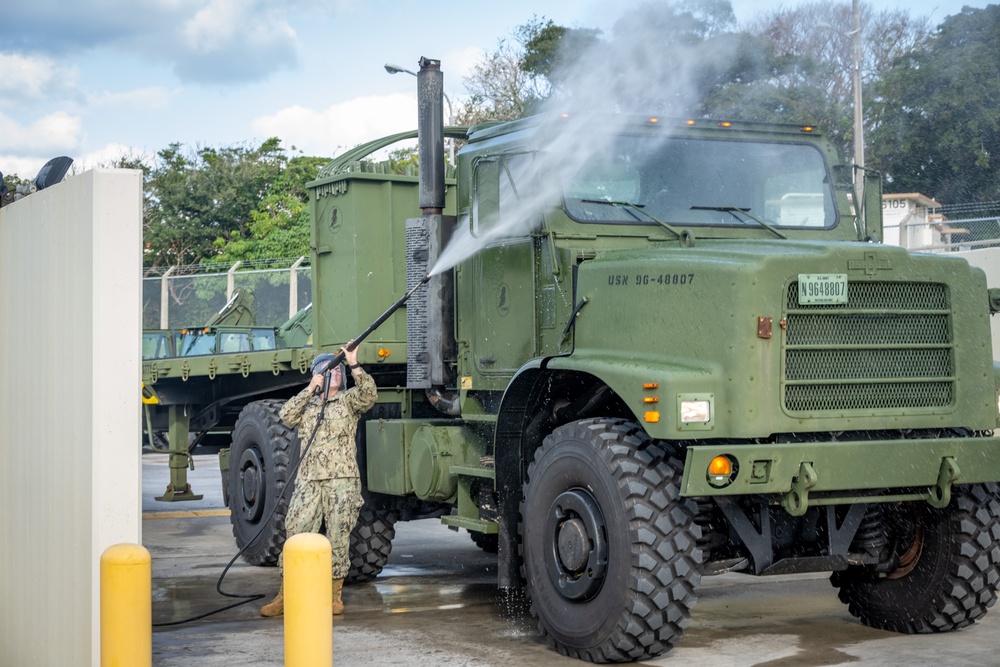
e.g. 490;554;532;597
154;406;204;502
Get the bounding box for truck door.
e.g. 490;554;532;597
468;156;538;380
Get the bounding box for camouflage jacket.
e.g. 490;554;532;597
279;368;377;480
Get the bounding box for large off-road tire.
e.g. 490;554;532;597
347;501;400;583
228;399;299;566
831;482;1000;633
469;531;499;553
520;418;702;663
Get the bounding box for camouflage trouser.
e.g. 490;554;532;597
279;477;363;579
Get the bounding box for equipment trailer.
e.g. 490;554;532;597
142;58;1000;662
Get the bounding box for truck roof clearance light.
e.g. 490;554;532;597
707;454;738;488
643;382;659;389
647;117;659;124
685;120;696;126
800;126;815;133
717;121;733;128
644;411;660;423
644;396;659;403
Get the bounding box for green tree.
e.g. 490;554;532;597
143;138;325;271
741;1;932;162
455;22;541;126
868;5;1000;203
521;18;603;96
210;153;326;264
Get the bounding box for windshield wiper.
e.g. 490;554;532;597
690;206;786;239
580;199;684;239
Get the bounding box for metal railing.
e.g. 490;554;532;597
142;258;311;329
883;215;1000;253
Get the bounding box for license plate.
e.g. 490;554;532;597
798;273;848;304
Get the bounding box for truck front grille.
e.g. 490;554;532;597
783;281;954;412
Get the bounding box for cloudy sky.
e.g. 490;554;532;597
0;0;982;180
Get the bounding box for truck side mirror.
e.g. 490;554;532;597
859;167;883;242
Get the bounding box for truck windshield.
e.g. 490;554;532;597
563;137;837;229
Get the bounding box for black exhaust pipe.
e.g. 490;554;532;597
417;57;445;214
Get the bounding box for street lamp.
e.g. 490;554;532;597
385;63;455;163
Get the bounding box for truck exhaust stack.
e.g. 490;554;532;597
417;57;445;214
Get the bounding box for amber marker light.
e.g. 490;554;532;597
707;454;738;488
717;121;733;128
377;347;391;359
644;411;660;423
685;119;696;126
800;126;815;132
643;382;659;390
643;396;659;404
709;456;731;476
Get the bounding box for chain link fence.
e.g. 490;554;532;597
143;259;311;329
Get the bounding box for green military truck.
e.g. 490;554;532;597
142;58;1000;662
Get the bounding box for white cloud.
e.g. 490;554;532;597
88;86;173;110
172;0;300;82
0;111;82;154
182;0;296;54
74;142;156;171
252;92;418;157
0;53;79;107
0;155;49;182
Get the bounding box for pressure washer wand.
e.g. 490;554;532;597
314;273;431;375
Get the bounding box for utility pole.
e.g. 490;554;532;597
852;0;865;203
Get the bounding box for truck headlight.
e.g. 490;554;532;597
681;400;711;423
677;394;714;431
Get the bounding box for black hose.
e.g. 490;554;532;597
152;399;329;627
152;276;429;627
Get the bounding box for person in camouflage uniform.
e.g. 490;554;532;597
260;341;377;617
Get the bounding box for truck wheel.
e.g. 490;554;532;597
347;502;399;582
469;531;499;553
228;399;299;566
520;418;702;662
832;483;1000;633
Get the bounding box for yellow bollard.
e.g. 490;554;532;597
100;543;152;667
284;533;333;667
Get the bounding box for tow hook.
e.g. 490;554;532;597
782;462;818;516
927;456;960;509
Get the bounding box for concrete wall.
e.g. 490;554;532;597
0;169;142;667
955;247;1000;360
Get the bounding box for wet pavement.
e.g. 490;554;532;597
144;453;1000;666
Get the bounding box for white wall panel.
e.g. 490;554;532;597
955;247;1000;360
0;169;142;667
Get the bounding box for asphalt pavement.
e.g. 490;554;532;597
143;452;1000;667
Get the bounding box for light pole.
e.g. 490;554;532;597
385;63;455;164
851;0;864;177
819;0;864;202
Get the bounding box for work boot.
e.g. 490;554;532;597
332;578;345;616
260;583;284;617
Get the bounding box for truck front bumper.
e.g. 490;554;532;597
681;434;1000;515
